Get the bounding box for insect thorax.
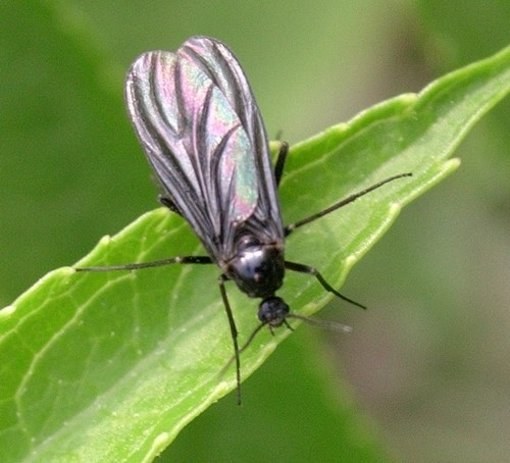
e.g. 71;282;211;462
224;235;284;299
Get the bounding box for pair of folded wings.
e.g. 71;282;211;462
125;36;283;259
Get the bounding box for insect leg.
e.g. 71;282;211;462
75;255;213;272
284;260;366;309
273;141;289;187
284;173;412;236
218;274;242;405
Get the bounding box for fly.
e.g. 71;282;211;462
76;36;411;403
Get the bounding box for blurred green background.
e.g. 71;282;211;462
1;1;509;462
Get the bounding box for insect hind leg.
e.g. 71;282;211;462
284;260;366;310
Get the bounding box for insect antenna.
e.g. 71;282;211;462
217;321;265;394
218;318;284;385
220;312;351;386
286;312;352;333
237;312;351;356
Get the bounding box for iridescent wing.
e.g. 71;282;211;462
125;36;283;260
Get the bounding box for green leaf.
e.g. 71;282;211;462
1;40;510;463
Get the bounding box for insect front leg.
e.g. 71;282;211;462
284;260;366;310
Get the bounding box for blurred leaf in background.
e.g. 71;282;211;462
1;1;509;462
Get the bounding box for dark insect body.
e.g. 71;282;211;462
77;36;411;403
